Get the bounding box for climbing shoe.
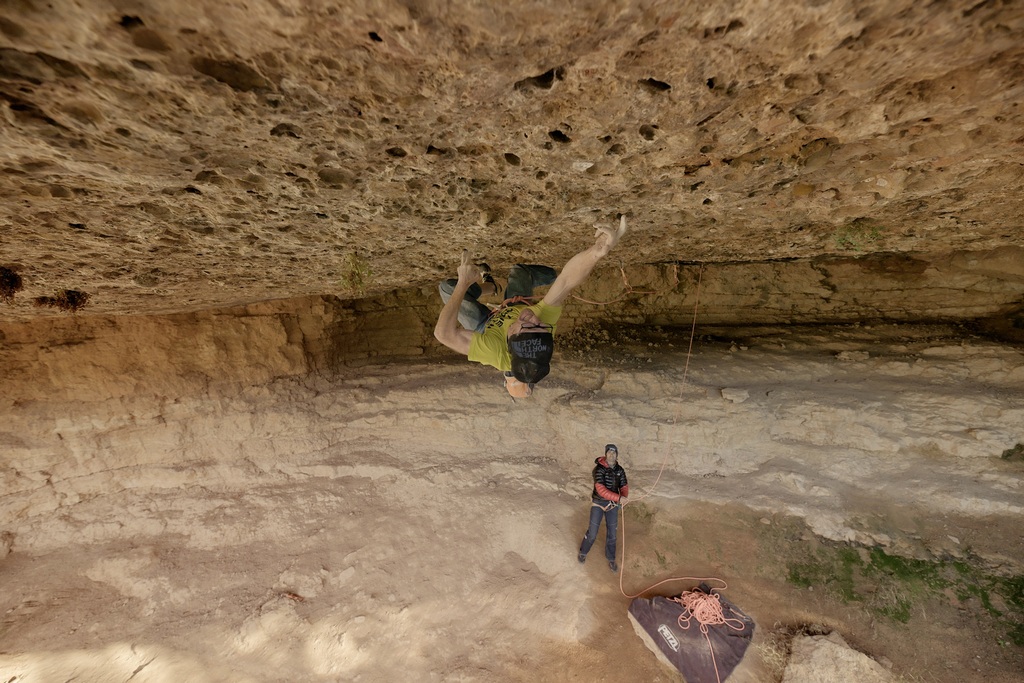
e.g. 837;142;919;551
609;560;618;572
478;263;502;298
577;552;586;564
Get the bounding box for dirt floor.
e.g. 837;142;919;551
1;499;1021;682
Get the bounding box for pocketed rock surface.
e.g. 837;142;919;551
0;0;1023;317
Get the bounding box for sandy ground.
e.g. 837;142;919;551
1;325;1022;682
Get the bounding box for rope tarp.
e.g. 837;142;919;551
628;588;755;683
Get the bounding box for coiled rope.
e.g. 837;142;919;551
674;589;748;636
672;588;750;683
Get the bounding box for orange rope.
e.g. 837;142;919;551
622;264;702;506
609;264;734;676
617;263;705;595
674;590;748;635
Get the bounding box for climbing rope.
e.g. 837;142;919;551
571;263;680;306
605;263;740;682
674;589;748;635
672;588;749;683
617;263;706;599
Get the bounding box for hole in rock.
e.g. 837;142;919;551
0;17;27;38
190;57;269;92
640;77;671;92
0;266;23;302
513;66;565;91
270;123;301;138
702;19;745;39
33;288;89;312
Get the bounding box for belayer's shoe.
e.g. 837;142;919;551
577;552;586;564
609;560;618;572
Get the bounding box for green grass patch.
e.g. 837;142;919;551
786;545;861;602
833;219;883;251
1001;443;1024;461
1002;575;1024;610
781;538;1024;642
338;252;372;294
625;501;655;525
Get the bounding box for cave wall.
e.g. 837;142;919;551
2;250;1023;557
567;246;1024;328
2;247;1022;407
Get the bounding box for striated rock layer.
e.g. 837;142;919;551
2;246;1022;402
0;321;1022;681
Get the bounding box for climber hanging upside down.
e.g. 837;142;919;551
433;215;628;397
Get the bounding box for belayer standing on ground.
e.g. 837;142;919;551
433;216;628;397
578;444;629;572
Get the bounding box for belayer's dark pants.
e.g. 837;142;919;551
579;502;619;562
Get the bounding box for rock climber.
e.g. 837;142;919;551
578;443;629;572
433;216;628;397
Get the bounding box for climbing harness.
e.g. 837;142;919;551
497;294;536;310
486;294;536;315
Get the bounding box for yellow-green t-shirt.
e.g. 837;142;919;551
467;301;562;371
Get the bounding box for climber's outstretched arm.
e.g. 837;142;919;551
542;215;628;307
